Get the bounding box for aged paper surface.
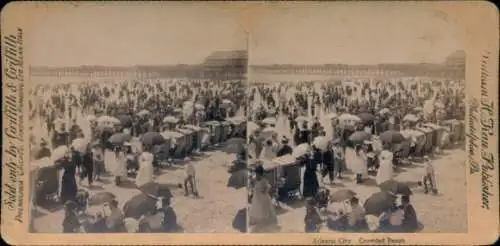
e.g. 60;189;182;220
1;1;498;245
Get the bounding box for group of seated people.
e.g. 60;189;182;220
304;194;419;233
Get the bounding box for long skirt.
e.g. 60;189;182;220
302;170;319;198
60;176;77;203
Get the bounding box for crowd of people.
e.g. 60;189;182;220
246;77;464;233
29;78;246;233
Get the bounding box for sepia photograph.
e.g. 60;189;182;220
246;5;467;234
27;4;248;234
1;1;498;245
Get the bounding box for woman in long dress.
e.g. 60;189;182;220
135;145;155;188
351;145;368;184
249;165;278;230
376;144;394;185
58;153;78;204
112;146;127;186
302;152;320;198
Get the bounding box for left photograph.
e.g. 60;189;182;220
28;4;248;233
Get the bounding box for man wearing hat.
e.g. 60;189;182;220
276;136;293;157
35;138;51;160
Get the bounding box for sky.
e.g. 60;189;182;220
30;3;246;66
249;3;464;65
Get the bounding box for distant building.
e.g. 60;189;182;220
30;50;248;80
202;50;247;80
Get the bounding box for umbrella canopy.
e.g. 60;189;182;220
338;113;361;125
222;99;233;105
52;145;69;162
262;117;277;126
357;112;375;124
223;138;246;154
163;116;179;124
329;189;356;203
413;107;423;113
71;138;88;153
227;169;248;189
247;121;260;136
293;143;310;158
137;109;150;117
140;132;166;146
312;136;330;151
379;131;405;145
119;115;134;128
195;103;205;110
88;192;116;206
378;108;391;115
363;191;397;216
379;180;413;196
258;127;277;140
97;115;120;124
109;132;132;145
122;193;158;220
402;114;419;122
138;182;173;199
348;131;371;145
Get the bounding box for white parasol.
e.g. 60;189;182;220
51;145;69;162
293;143;311;158
163;116;179;124
262;117;277;126
72;138;88;153
313;136;330;151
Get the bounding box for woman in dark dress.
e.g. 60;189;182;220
302;152;319;198
57;154;78;204
62;201;81;233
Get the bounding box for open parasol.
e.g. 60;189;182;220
379;131;405;145
379;180;413;196
262;117;277;126
163;116;179;124
293;143;310;158
312;136;330;151
402;114;419;122
71;138;88;153
140;132;166;146
348;131;371;145
363;191;397;216
109;132;133;145
51;145;69;162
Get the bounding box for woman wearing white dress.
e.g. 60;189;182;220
376;144;394;185
113;146;127;186
351;145;368;184
249;165;278;232
135;145;155;188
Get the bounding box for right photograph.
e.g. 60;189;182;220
246;4;466;233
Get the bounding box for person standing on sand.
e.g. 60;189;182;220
135;145;155;188
422;156;438;194
249;165;278;231
184;161;198;197
376;144;393;185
